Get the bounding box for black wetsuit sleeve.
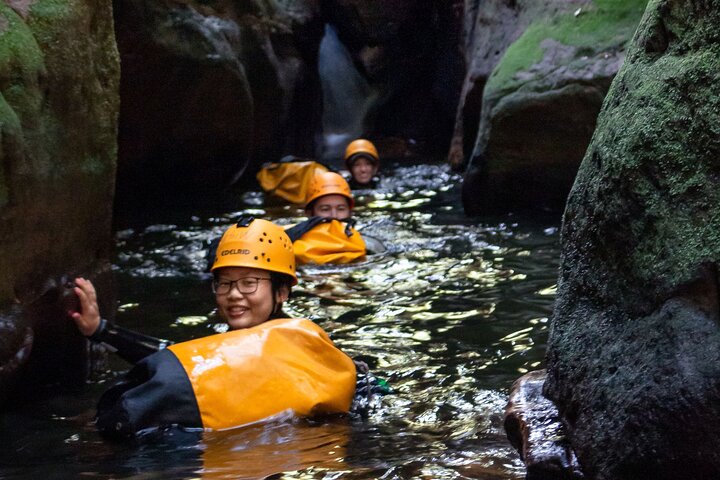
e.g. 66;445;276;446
88;318;173;365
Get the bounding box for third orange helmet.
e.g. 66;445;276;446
344;139;379;168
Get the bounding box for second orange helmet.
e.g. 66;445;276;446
305;171;355;209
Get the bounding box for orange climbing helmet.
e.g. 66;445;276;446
344;139;379;168
305;171;355;209
211;217;297;285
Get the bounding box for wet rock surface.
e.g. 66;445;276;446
505;370;584;480
541;0;720;478
0;0;119;403
113;0;324;211
458;0;647;214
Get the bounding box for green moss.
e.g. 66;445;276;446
571;24;720;291
0;6;45;79
29;0;72;18
633;210;720;286
0;5;46;125
79;156;110;175
27;0;72;40
487;0;648;94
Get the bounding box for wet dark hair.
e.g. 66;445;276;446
269;272;294;295
269;272;293;319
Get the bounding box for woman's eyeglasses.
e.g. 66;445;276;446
212;277;271;295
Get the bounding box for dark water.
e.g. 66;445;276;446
0;163;560;479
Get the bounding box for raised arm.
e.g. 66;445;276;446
69;277;171;364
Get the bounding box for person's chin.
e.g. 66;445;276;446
226;314;257;330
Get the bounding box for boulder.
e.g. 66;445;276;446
0;0;119;404
543;0;720;477
113;0;324;212
458;0;647;214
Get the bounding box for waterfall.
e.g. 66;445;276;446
318;24;379;164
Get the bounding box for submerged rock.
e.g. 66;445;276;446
539;0;720;478
505;370;584;480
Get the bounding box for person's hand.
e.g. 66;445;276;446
69;277;101;336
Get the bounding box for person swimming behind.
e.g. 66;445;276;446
256;155;330;204
69;217;385;439
344;139;380;189
285;171;367;265
256;138;380;203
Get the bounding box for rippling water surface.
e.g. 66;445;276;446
0;163;560;479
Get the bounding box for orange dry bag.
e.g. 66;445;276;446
292;219;366;265
256;160;329;204
169;318;357;430
94;318;356;437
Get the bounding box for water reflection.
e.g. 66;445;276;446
0;163;559;479
201;420;350;479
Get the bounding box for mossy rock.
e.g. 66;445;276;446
0;0;119;401
462;0;648;214
544;0;720;477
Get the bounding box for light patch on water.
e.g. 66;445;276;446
537;284;558;295
117;303;139;312
499;327;534;342
367;197;431;210
411;330;432;342
529;317;549;325
411;308;494;321
173;316;208;326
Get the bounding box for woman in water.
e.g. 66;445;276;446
344;139;380;189
70;217;382;438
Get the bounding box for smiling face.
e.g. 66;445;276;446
307;194;351;220
349;157;378;185
214;266;289;330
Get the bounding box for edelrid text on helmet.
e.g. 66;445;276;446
344;139;379;168
305;171;355;209
212;217;297;285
